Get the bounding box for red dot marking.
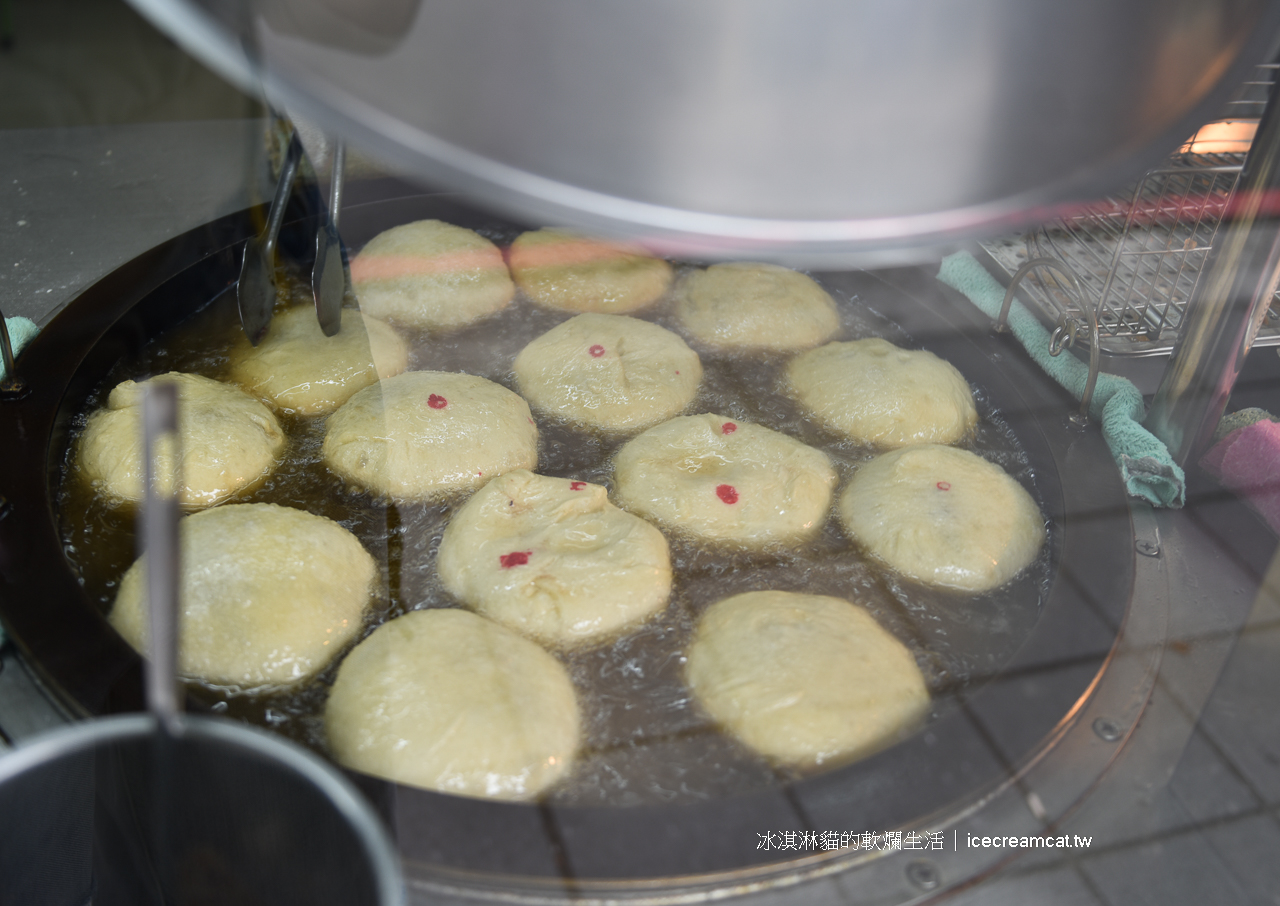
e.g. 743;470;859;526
500;551;532;568
428;394;447;409
716;484;739;504
722;422;737;434
589;344;605;358
936;481;951;491
570;481;586;490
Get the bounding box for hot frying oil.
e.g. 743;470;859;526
56;261;1053;806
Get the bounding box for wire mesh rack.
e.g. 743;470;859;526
981;64;1280;357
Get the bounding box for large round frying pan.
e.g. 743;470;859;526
0;186;1134;892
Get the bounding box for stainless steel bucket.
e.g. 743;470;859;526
0;713;405;906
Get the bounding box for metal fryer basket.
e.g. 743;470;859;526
983;64;1280;357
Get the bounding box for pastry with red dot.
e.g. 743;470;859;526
513;313;702;433
612;414;836;547
349;219;515;330
437;470;672;646
322;371;538;499
508;228;672;314
674;263;840;353
785;338;977;448
839;444;1045;592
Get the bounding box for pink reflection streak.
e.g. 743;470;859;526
350;238;643;282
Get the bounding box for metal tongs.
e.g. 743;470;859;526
238;130;304;346
312;140;348;337
237;129;347;344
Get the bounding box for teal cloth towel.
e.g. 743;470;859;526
937;252;1185;508
1;316;38;382
0;316;38;649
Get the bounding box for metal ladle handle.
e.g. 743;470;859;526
142;382;182;731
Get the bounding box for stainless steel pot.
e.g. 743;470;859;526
129;0;1280;264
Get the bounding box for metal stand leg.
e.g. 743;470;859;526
1144;75;1280;465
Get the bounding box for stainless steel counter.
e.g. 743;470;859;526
1;121;1279;906
0;119;269;326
